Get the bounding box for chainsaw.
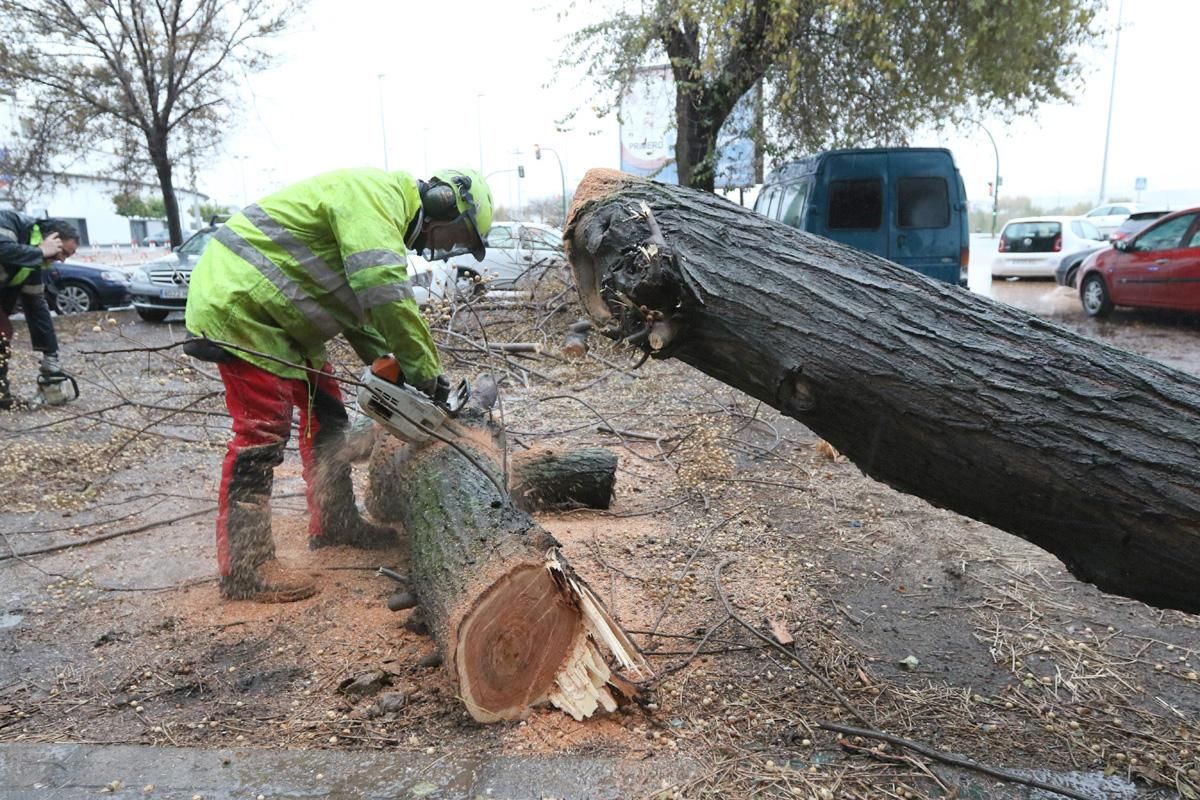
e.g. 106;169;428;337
356;356;469;444
35;370;80;407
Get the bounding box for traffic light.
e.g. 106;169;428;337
987;182;993;197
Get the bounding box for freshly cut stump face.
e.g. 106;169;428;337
456;564;580;721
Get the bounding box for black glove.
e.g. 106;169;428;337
416;374;450;403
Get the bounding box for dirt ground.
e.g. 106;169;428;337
1;277;1198;799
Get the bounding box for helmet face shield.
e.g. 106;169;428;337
424;215;485;262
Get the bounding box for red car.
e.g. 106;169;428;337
1077;207;1200;317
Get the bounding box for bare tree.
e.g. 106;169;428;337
0;0;305;245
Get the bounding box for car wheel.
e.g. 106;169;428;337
1065;264;1080;288
1080;274;1113;318
136;307;170;323
54;281;97;314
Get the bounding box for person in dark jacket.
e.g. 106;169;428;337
0;213;78;409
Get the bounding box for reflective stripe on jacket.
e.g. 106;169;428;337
0;212;43;288
184;168;441;383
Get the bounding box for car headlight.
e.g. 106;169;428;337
102;270;129;283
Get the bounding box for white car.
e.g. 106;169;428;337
446;221;564;292
405;253;454;306
992;216;1108;278
1084;203;1142;239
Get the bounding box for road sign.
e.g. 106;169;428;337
1135;176;1147;191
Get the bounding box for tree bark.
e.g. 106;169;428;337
366;420;647;722
149;134;183;248
510;447;617;512
565;168;1200;614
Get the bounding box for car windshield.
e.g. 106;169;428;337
178;229;214;257
522;228;563;251
1002;221;1061;252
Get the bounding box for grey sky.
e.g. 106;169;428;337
206;0;1197;213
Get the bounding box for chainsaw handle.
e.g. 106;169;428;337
370;355;404;385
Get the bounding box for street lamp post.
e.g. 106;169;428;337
970;121;1001;237
1098;0;1125;205
377;74;390;171
486;165;525;218
533;144;566;224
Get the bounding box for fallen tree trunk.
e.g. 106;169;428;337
367;420;647;722
510;447;617;512
565;168;1200;614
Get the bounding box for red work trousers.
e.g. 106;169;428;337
215;356;348;576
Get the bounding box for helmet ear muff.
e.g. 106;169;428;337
422;183;459;221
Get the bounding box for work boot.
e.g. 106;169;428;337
219;560;319;603
221;498;318;603
308;459;400;550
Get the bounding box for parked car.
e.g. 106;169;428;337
754;147;970;285
1084;203;1142;239
129;225;220;321
404;253;456;307
993;216;1107;280
1107;210;1169;243
445;221;565;292
45;262;132;314
141;228;200;247
1076;207;1200;317
130;220;453;322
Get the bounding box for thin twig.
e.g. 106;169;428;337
816;722;1100;800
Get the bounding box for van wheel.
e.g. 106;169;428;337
1065;265;1080;288
1081;274;1113;318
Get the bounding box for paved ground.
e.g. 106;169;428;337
0;743;697;799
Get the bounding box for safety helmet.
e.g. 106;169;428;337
429;167;494;262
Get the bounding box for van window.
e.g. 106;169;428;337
828;179;882;230
897;178;949;228
777;184;799;222
780;181;811;229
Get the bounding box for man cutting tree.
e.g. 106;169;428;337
186;166;493;603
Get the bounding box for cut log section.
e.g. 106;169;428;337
562;319;593;359
510;447;617;512
565;167;1200;614
367;415;647;722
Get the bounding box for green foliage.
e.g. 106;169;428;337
112;193;167;219
561;0;1105;190
198;202;233;221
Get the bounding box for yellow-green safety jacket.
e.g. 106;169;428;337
185;168;440;384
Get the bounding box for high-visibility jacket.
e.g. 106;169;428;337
0;210;59;354
185;168;441;384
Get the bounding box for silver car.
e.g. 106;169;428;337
129;223;453;323
129;226;217;322
447;221;564;293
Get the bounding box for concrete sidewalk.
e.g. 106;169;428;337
0;743;691;799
